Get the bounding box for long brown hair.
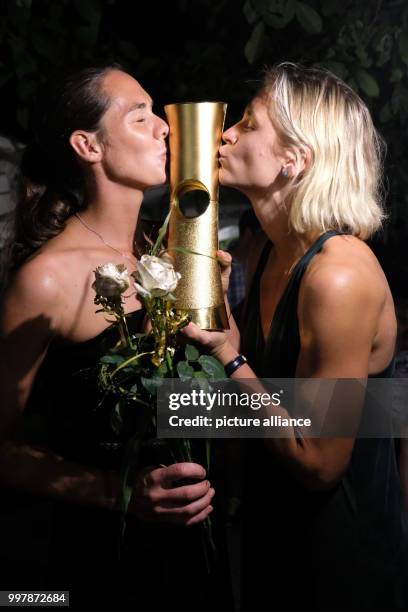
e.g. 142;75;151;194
7;64;122;272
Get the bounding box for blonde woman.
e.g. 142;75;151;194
182;63;408;611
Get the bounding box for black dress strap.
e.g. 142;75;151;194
263;230;344;376
240;230;345;377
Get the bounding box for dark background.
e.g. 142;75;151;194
0;0;408;594
1;0;407;297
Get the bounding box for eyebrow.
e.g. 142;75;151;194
126;100;153;114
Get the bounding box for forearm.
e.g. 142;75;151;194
214;343;335;489
0;438;119;510
224;297;240;352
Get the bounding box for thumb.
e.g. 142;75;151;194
160;462;207;488
216;250;232;267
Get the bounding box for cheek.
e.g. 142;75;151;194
240;146;279;185
102;140;165;186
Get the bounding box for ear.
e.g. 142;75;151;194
69;130;103;163
282;146;311;177
297;145;312;175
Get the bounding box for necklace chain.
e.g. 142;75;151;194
75;212;135;266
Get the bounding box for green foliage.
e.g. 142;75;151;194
198;354;227;379
176;360;195;381
242;0;408;240
1;0;407;239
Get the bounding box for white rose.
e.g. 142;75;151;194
92;263;130;298
133;254;181;299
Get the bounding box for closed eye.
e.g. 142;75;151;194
242;119;255;131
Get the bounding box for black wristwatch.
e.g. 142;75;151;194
224;354;248;377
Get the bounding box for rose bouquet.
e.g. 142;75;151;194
92;213;226;568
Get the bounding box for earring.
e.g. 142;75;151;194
281;167;289;178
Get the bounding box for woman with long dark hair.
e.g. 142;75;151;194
0;66;233;610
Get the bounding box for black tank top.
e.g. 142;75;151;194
240;231;408;612
26;309;147;469
242;230;395;377
25;308;234;611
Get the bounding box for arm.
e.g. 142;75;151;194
182;264;381;491
0;258;213;524
217;249;240;351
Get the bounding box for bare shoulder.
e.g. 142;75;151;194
1;252;65;333
302;234;387;309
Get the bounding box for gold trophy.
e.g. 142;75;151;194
164;101;229;330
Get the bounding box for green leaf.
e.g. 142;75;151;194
110;401;124;435
399;32;408;66
185;344;200;362
314;60;347;79
151;209;171;255
243;0;258;24
165;245;217;262
355;69;379;97
141;376;163;395
198;355;227;379
192;371;211;392
121;367;136;374
156;362;170;377
355;45;371;69
295;2;322;34
100;354;126;365
262;0;295;29
177;360;195;381
390;68;403;84
250;0;270;15
244;21;265;65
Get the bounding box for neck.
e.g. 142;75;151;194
78;180;144;254
251;191;315;271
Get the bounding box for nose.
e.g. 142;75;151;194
155;115;169;140
222;125;238;145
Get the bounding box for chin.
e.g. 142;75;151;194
142;171;167;189
219;167;238;188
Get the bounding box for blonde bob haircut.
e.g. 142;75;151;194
260;63;386;240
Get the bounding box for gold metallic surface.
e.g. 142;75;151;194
165;102;229;330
